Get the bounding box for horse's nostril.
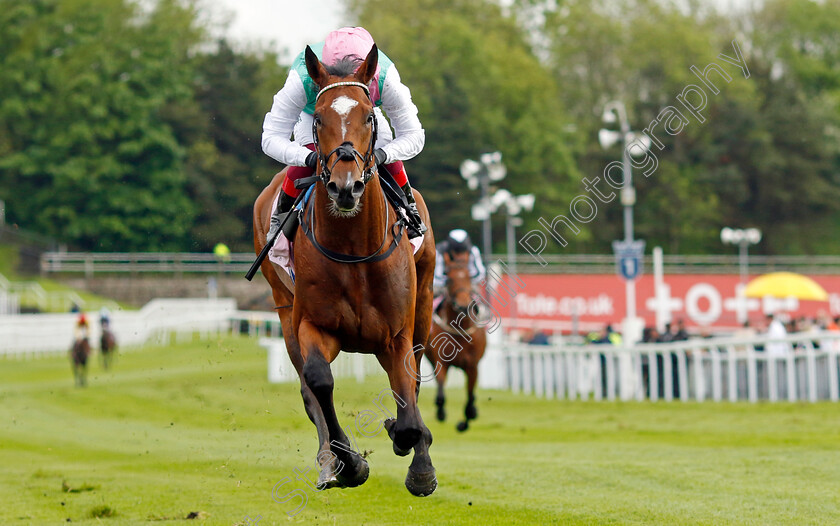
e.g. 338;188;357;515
352;180;365;197
326;181;340;198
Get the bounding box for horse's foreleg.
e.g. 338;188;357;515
297;320;368;489
379;335;437;496
457;365;479;432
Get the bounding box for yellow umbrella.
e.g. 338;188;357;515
743;272;828;301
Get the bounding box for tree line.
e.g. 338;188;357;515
1;0;838;254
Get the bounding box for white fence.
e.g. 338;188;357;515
0;271;101;313
504;332;840;403
0;298;237;358
259;330;840;403
259;330;504;390
39;251;840;276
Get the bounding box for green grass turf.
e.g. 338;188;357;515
2;336;839;525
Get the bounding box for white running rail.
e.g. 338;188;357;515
501;332;840;403
0;298;237;357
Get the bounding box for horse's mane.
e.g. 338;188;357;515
325;56;363;78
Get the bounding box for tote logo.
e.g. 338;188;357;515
515;293;615;317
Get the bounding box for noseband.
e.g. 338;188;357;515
311;81;379;186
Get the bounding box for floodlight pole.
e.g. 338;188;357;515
739;242;748;285
506;215;523;323
604;100;637;324
481;173;492;265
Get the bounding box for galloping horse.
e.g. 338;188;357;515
253;44;437;496
100;329;117;370
424;251;487;432
70;338;91;387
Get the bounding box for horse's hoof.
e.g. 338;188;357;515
316;473;341;490
316;464;341;490
335;456;369;488
456;421;469;433
436;407;446;422
405;468;437;497
384;418;413;457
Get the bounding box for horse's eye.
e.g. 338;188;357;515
367;113;375;124
314;114;322;126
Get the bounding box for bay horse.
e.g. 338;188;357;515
253;44;437;496
70;337;91;387
100;329;117;370
424;250;487;432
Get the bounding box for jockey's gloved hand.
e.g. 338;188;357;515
374;148;387;166
305;152;318;169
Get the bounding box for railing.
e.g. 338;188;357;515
41;252;259;277
0;298;237;358
0;272;105;313
512;253;840;275
40;252;840;277
503;332;840;403
261;337;384;384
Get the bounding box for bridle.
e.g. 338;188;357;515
433;259;480;334
311;81;379;186
299;80;406;264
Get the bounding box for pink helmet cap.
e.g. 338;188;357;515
322;27;376;66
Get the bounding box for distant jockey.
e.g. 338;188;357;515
74;312;90;343
434;229;486;298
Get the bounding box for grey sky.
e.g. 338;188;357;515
206;0;347;63
206;0;754;64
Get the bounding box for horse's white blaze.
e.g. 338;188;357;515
331;95;358;139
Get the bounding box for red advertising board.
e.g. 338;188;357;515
493;273;840;329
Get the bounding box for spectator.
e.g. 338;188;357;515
526;330;550;346
674;319;689;341
658;323;676;343
765;313;789;356
642;327;660;343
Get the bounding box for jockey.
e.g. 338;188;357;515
262;26;427;239
99;306;111;329
74;313;89;342
433;229;486;297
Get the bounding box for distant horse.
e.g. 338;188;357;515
100;329;117;370
253;45;437;495
70;338;91;387
424;251;487;432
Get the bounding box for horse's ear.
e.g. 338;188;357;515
305;45;330;88
443;251;451;265
355;43;378;86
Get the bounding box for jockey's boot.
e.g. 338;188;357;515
266;190;296;243
401;182;427;239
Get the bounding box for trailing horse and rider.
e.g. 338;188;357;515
70;313;91;387
425;229;488;432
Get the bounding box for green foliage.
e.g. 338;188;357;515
349;0;581;247
0;0;200;250
517;0;840;254
163;40;287;252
